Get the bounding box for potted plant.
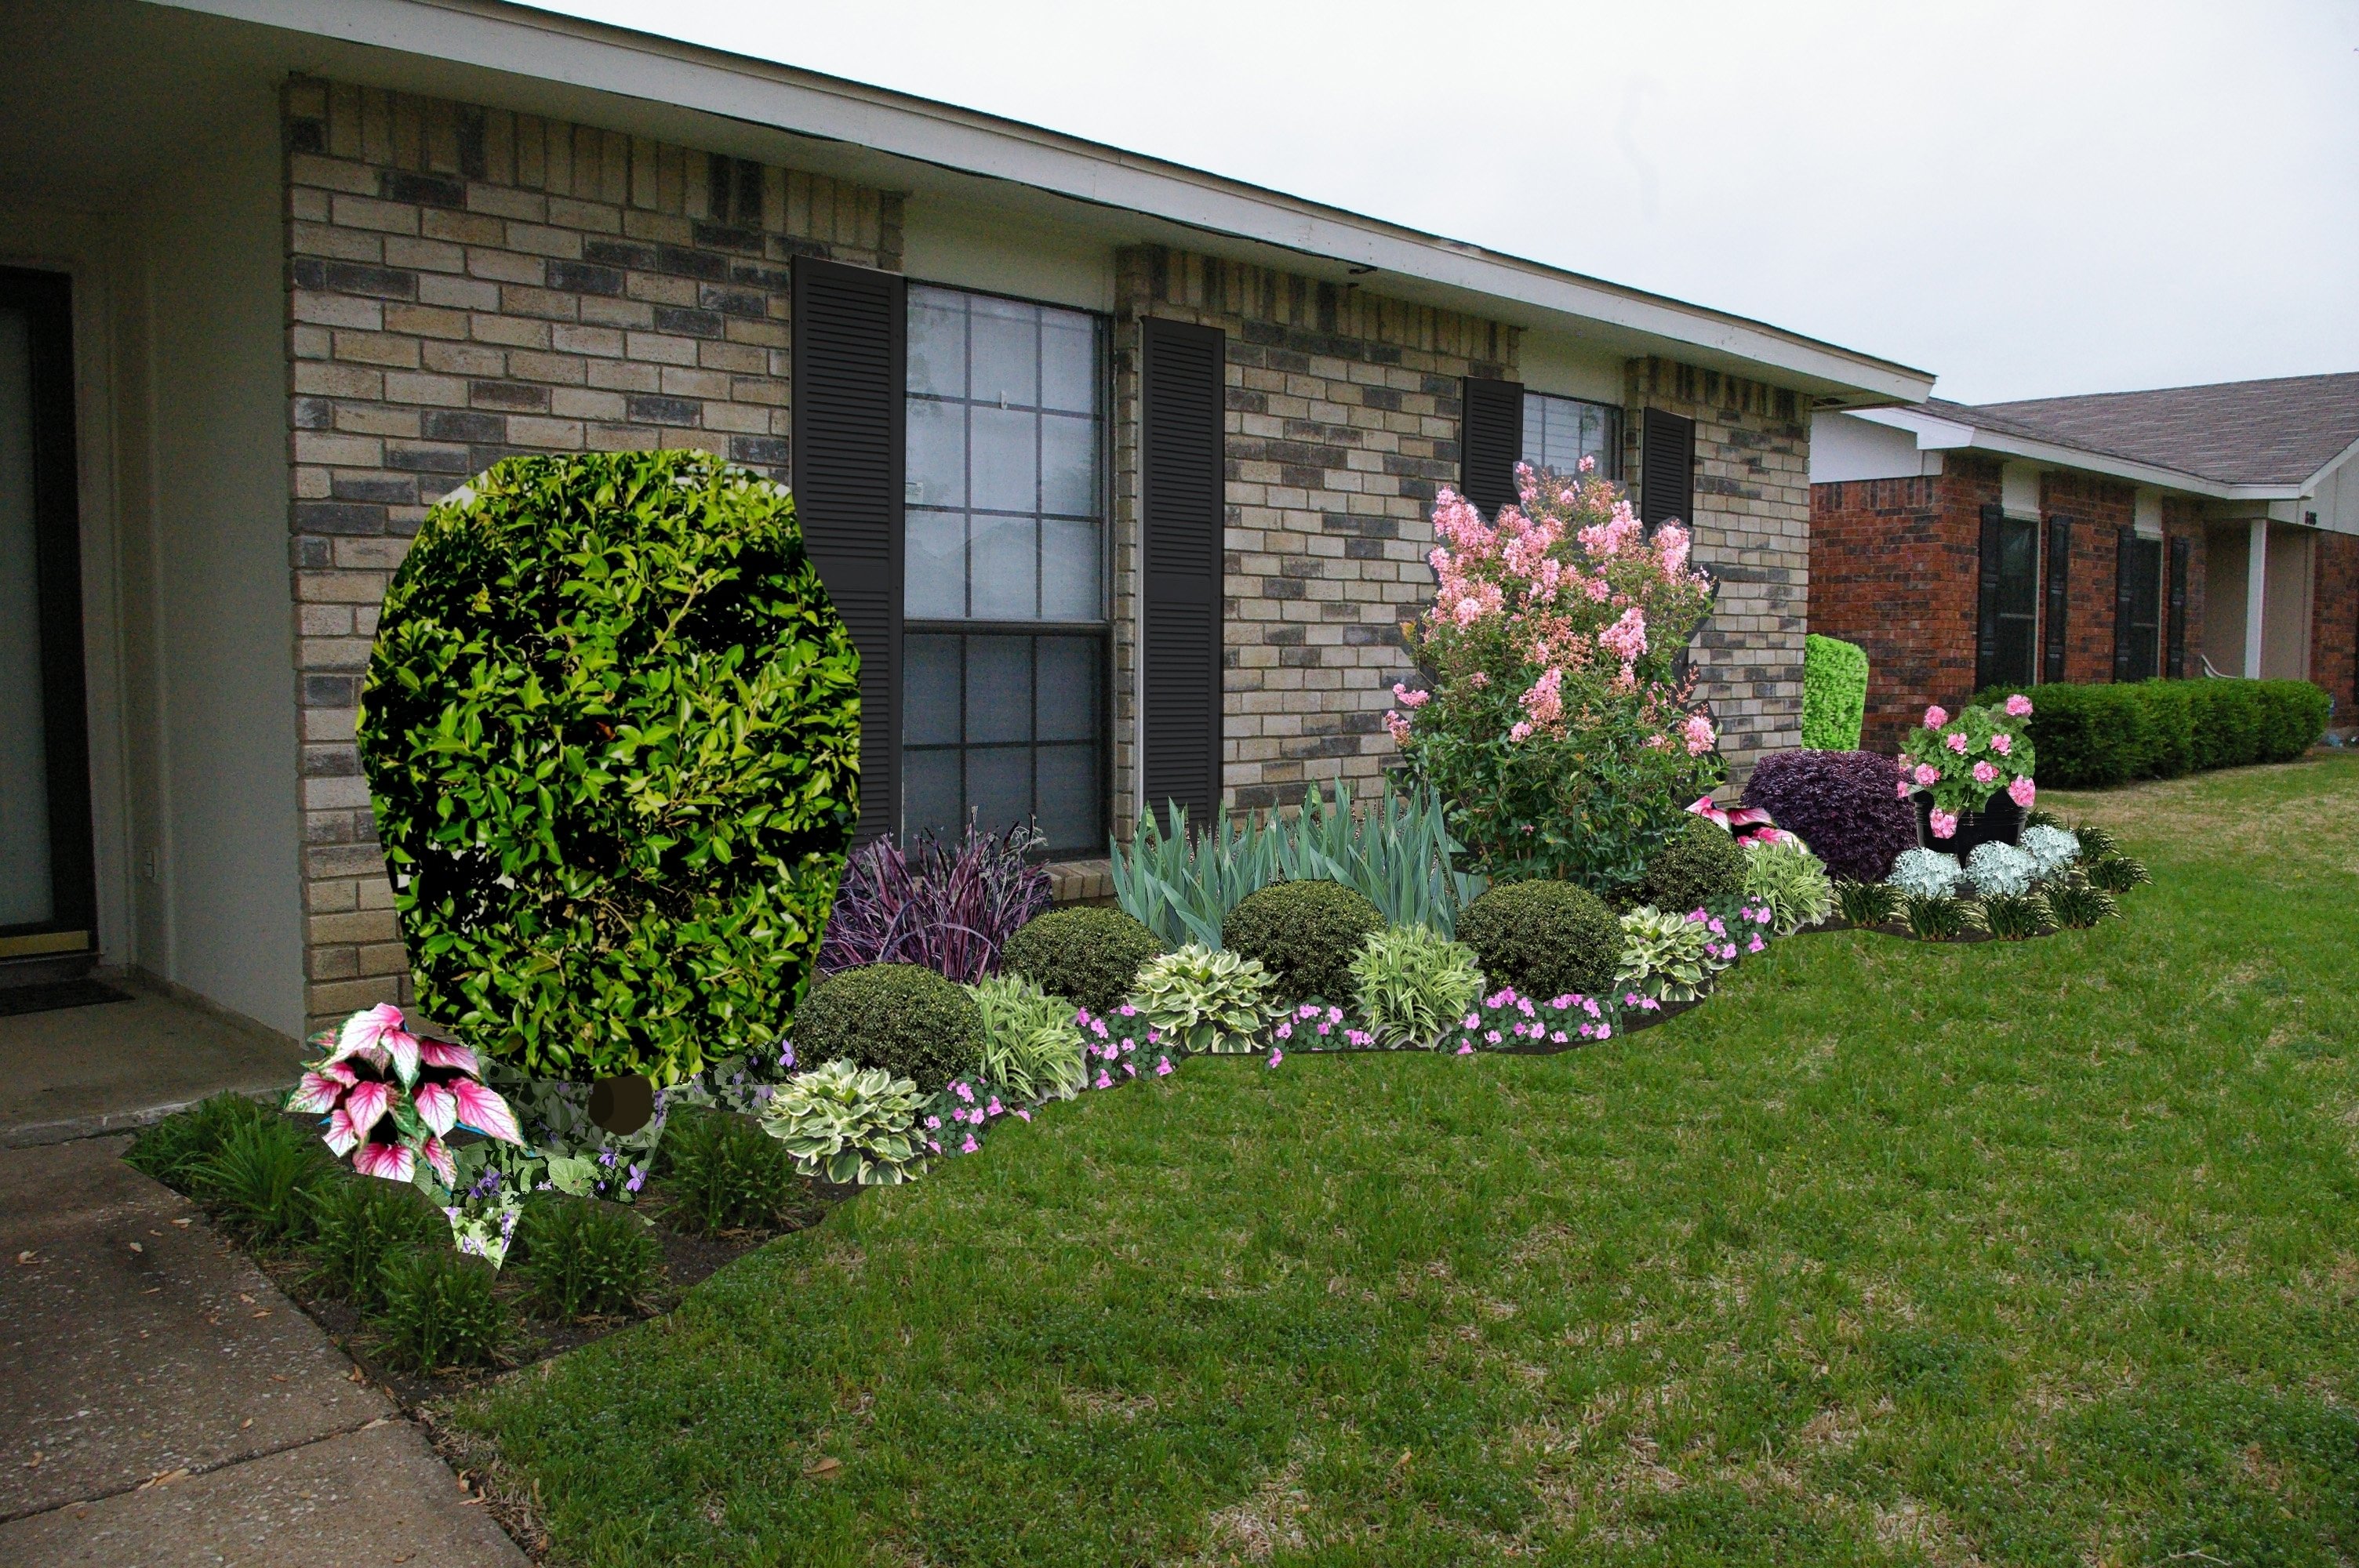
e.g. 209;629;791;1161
1897;695;2038;854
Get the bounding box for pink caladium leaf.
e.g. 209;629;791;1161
351;1140;414;1183
323;1105;359;1156
420;1134;456;1189
333;1003;406;1062
417;1038;478;1076
380;1028;421;1087
285;1069;349;1116
411;1080;458;1138
449;1080;524;1145
341;1078;393;1140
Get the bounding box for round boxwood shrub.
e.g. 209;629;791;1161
1221;879;1384;1007
794;963;983;1089
1457;879;1620;999
1641;817;1747;914
1001;906;1163;1016
358;452;860;1086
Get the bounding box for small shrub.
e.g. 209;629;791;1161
1741;836;1835;935
1983;891;2049;941
190;1117;336;1249
967;973;1089;1103
374;1248;508;1372
794;963;983;1090
1614;907;1723;1003
759;1059;927;1186
2019;824;2082;882
307;1175;442;1312
514;1196;660;1318
1129;944;1274;1054
817;822;1052;982
1350;925;1484;1048
1902;895;1982;942
1641;818;1747;915
125;1093;272;1190
1801;633;1868;750
1739;750;1920;884
1965;841;2038;898
1834;880;1900;927
1222;879;1385;1007
2047;880;2119;928
2086;852;2150;893
658;1105;800;1232
1456;880;1621;999
1001;906;1162;1016
1887;848;1965;901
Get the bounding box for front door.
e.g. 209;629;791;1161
0;267;95;968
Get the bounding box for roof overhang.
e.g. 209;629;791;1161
147;0;1934;408
1847;407;2310;503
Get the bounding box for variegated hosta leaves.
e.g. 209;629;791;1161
758;1059;926;1186
1612;907;1724;1004
1129;944;1275;1055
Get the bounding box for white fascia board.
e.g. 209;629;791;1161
2301;434;2359;497
151;0;1934;404
1847;405;1976;448
1849;406;2305;503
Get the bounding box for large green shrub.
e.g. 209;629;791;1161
1982;678;2327;787
1456;880;1621;999
1640;818;1747;915
358;452;860;1085
794;963;983;1090
1221;879;1384;1006
1001;906;1163;1016
1801;633;1868;750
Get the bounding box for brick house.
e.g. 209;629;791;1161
1811;375;2359;751
0;0;1928;1041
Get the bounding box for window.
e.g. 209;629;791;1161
901;285;1107;854
2117;532;2162;681
1521;392;1621;481
1990;515;2040;688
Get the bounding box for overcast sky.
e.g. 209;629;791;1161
540;1;2358;405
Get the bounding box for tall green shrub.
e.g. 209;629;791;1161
358;452;860;1085
1801;633;1868;750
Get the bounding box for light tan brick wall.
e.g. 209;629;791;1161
1113;247;1517;818
1626;358;1812;781
280;78;898;1032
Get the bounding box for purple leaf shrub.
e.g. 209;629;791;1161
817;821;1053;984
1739;750;1917;884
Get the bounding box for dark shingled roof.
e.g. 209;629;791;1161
1928;373;2359;489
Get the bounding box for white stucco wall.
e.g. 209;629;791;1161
900;194;1116;314
2308;448;2359;535
1807;408;1930;484
1518;328;1625;405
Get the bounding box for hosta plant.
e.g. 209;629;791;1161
967;973;1089;1104
1965;841;2039;899
1887;848;1965;902
760;1059;927;1186
1349;924;1484;1049
1613;907;1723;1004
286;1004;523;1188
1128;944;1276;1055
1740;835;1835;935
1983;890;2050;941
1903;894;1983;942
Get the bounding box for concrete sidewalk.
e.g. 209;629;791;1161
0;1136;526;1567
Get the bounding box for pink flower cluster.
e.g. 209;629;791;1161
1449;987;1616;1054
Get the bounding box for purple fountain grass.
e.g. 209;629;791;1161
818;820;1052;983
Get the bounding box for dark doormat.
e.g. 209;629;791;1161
0;978;135;1018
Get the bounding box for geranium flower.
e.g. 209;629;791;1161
2005;693;2034;717
1924;706;1949;728
1946;731;1970;753
1930;809;1959;839
1990;732;2012;755
2009;775;2037;808
1914;764;1939;787
1972;760;1998;784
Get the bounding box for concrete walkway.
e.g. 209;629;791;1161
0;1136;526;1566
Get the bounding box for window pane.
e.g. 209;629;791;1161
1039;517;1100;621
902;635;961;746
969;296;1038;408
907;289;966;399
1521;391;1620;481
1041;412;1098;517
969;516;1038;619
1036;637;1099;741
902;747;962;841
1035;743;1098;850
966;747;1033;837
905;510;965;619
971;406;1038;514
1998;520;2038;615
1040;312;1096;413
965;635;1032;745
905;397;965;510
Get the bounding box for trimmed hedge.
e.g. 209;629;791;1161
1976;679;2326;788
1801;633;1868;750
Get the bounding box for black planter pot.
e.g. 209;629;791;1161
1913;790;2023;856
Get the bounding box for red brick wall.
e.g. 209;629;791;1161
2041;471;2136;684
2313;531;2359;726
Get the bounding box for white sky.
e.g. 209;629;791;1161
538;1;2359;404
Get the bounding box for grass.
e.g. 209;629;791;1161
455;758;2359;1566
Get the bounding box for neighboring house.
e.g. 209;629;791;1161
1811;374;2359;750
0;0;1928;1041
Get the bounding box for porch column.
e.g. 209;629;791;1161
2244;518;2269;678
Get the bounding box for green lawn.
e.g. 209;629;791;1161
456;758;2359;1566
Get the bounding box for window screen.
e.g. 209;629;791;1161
1521;392;1621;481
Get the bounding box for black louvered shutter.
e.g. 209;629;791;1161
1974;503;2005;693
2042;517;2071;684
1459;377;1523;517
2166;536;2189;678
2110;525;2137;683
1140;318;1226;829
791;257;905;844
1640;408;1694;531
